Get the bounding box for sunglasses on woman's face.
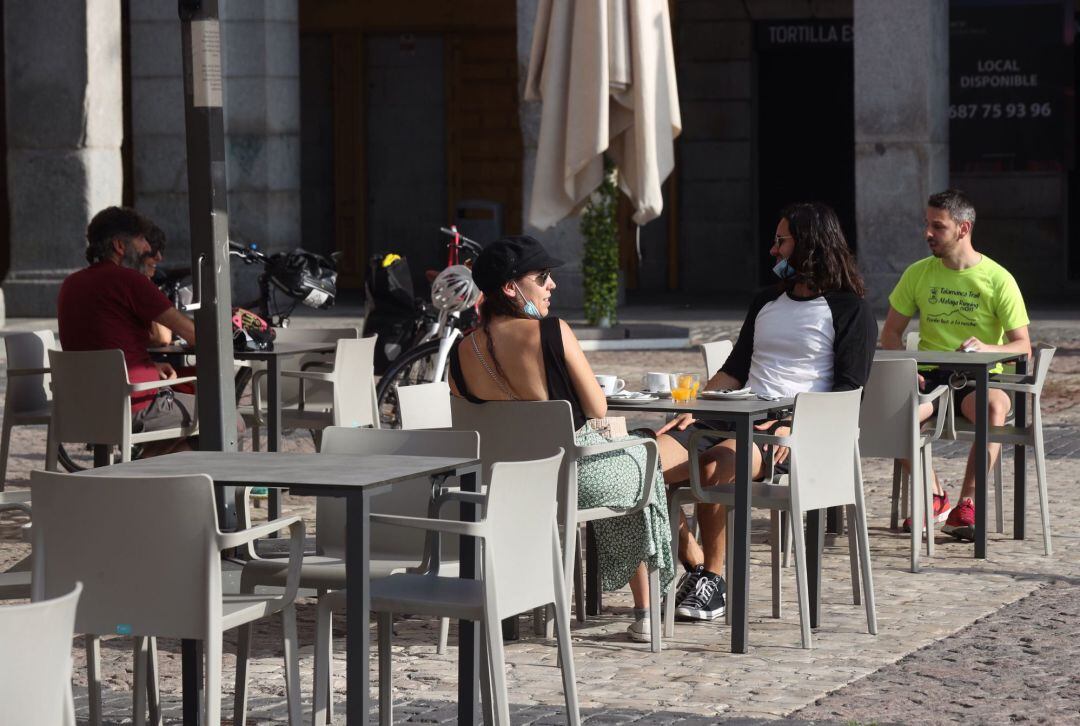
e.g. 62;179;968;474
527;270;552;286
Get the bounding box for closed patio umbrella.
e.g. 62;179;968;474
525;0;681;229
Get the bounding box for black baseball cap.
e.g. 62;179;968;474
471;235;564;294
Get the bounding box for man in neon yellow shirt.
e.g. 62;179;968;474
881;189;1031;541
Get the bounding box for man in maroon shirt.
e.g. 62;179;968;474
57;207;198;455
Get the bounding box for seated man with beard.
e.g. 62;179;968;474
57;206;198;455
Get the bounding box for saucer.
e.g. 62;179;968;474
641;389;672;399
606;391;660;403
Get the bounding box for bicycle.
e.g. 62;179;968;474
373;227;483;428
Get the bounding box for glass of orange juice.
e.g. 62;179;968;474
669;373;695;403
689;374;702;399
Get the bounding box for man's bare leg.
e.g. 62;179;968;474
957;388;1011;502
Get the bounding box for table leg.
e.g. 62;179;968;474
1013;357;1028;540
730;416;752;654
93;445;111;468
805;509;824;628
586;522;602;617
826;506;841;534
974;367;989;559
345;492;371;724
181;639;203;725
268;357;281;524
458;467;481;724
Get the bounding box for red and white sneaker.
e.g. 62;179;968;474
941;497;976;541
902;492;952;533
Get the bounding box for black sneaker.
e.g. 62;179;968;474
673;564;705;606
675;571;726;621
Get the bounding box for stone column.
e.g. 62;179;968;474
2;0;124;317
854;0;949;308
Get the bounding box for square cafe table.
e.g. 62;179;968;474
80;450;483;725
874;349;1029;558
606;396;793;654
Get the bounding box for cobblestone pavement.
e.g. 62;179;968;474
1;312;1078;724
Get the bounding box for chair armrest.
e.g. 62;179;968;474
217;515;303;550
369;513;487;539
300;361;333;372
129;376;198;393
7;367;50;377
917;384;949;407
987;381;1035;394
990;373;1032;384
575;436;658;516
434;491;487;507
0;502;31;517
752;433;794;449
281;370;335;383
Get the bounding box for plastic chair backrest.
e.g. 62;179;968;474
47;349;131;446
328;337;378;428
316;427;479;560
484;452;562;616
4;330;55;415
858;358;918;460
700;339;733;379
904;331;920;351
264;327;360;409
30;471;220;639
450;398;577;523
789;389;862;512
0;582;81;726
397;381;452;429
1029;343;1055;396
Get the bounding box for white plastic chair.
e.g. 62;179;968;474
684;389;876;648
859;358;950;572
314;452;580;726
0;582;81;726
45;349;198;468
943;343;1056;554
396;381;453;429
243;327;362;450
451;398;663;652
30;471;304;726
905;330;921;350
2;330;56;489
237;427;478;720
700;339;733;379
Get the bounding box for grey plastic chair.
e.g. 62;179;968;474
242;327;362;450
0;582;81;726
314;451;580;726
859;358;950;572
684;389;876;649
30;471;305;726
699;339;733;379
451;398;662;652
396;381;453;429
2;330;56;489
942;343;1055;555
237;427;478;720
45;349;198;468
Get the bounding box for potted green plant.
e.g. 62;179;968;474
580;159;619;328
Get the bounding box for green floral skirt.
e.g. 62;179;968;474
574;429;675;593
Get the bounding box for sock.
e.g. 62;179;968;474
633;608;649;621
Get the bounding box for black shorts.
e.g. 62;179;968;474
920;369;973;414
666;420;791;475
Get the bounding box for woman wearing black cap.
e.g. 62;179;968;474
449;235;675;642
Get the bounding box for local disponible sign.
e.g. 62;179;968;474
949;1;1068;171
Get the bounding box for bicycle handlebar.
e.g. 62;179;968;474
439;227;484;254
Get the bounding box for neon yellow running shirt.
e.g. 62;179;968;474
889;255;1029;370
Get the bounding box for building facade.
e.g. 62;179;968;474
1;0;1076;316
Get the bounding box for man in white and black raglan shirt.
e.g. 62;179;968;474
653;202;878;622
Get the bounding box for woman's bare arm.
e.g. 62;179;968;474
559;320;607;419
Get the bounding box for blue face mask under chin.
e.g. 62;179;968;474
513;282;544;319
772;257;796;280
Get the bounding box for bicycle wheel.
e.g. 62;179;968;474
56;443;88;472
375;339;447;428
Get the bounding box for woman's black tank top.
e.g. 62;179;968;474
448;316;587;431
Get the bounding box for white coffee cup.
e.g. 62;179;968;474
595;375;626;396
642;372;671;393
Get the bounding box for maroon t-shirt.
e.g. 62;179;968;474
57;262;173;413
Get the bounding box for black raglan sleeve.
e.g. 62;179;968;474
720;286;783;385
826;292;878;392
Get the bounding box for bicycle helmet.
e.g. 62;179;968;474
430;264;480;313
266;249;338;309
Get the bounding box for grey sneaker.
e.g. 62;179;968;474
674;564;705;606
675;572;726;621
626;617;651;643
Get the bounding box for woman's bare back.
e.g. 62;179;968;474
454;318;550;401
